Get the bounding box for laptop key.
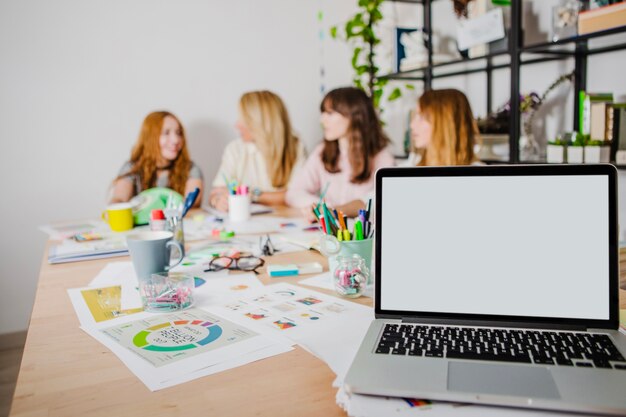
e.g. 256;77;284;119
593;360;612;369
391;347;407;355
614;364;626;370
576;362;593;367
555;357;574;366
532;356;555;365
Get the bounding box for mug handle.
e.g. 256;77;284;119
102;211;109;223
165;240;185;270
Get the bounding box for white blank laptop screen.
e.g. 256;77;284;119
380;175;609;320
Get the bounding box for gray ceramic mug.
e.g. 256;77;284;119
126;231;184;280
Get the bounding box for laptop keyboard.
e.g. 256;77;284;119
376;324;626;369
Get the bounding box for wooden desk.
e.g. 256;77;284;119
10;212;626;417
10;211;370;417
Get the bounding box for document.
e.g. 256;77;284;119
68;285;143;327
210;283;374;376
48;236;128;264
81;308;292;391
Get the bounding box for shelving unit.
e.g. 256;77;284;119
383;0;626;164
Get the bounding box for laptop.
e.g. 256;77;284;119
344;164;626;415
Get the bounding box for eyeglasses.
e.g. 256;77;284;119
259;234;279;257
204;255;265;274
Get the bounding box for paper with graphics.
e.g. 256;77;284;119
81;308;292;391
211;283;373;376
68;285;143;327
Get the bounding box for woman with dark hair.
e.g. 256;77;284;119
286;87;394;216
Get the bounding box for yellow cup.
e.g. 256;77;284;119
103;203;134;232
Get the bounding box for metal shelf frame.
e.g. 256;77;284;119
380;0;626;163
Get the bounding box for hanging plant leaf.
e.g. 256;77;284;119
388;87;402;101
329;0;413;108
351;47;362;68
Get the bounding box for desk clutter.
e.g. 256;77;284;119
47;202;621;415
67;258;373;391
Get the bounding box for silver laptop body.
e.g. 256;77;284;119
344;164;626;415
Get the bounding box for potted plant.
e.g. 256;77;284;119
584;139;611;163
567;132;587;163
547;135;567;163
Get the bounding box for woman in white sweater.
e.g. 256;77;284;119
208;91;306;211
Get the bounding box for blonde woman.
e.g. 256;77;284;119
209;90;306;211
408;88;482;166
110;111;204;205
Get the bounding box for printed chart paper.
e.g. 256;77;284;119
211;283;374;376
81;308;293;391
101;309;256;367
68;285;143;327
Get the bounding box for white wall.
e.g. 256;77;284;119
1;0;624;335
0;0;357;334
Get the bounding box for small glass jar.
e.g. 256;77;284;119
139;272;194;312
332;255;369;298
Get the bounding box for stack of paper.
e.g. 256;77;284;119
68;262;293;390
48;235;128;264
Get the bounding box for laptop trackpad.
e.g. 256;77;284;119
448;362;560;399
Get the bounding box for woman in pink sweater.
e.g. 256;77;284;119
286;87;395;216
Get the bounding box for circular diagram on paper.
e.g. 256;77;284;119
132;319;223;352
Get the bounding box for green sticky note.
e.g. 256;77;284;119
620;309;626;328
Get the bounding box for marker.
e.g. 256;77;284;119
354;220;364;240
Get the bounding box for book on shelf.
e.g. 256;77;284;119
578;2;626;35
612;104;626;163
580;91;613;136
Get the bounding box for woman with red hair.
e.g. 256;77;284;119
110;111;203;205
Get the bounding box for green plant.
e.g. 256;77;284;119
571;132;589;146
548;137;566;146
330;0;413;109
586;139;605;146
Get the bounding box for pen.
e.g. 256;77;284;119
318;182;330;206
181;187;200;218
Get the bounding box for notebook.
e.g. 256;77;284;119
344;164;626;415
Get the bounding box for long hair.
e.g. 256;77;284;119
320;87;390;183
416;89;479;166
239;91;300;188
122;111;192;195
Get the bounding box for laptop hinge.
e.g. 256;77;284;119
400;317;587;331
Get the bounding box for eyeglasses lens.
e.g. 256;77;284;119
237;257;263;271
211;257;233;271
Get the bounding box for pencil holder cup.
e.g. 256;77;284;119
332;255;369;298
139;272;194;312
319;235;374;286
228;195;251;223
